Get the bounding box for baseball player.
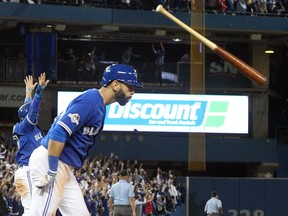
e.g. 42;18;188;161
12;73;49;216
28;64;142;216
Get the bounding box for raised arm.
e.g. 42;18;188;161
160;42;164;51
27;72;49;124
24;75;37;103
152;44;156;53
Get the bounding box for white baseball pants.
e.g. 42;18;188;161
14;165;33;216
29;145;89;216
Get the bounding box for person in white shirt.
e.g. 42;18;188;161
204;191;223;216
135;193;146;216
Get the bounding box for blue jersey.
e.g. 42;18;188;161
12;94;44;166
41;89;106;168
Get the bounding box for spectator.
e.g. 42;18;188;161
89;194;98;216
0;191;8;216
267;0;277;12
6;188;22;216
0;144;7;160
130;0;143;9
217;0;228;12
267;0;286;13
282;0;288;10
180;52;190;62
206;0;220;11
99;192;109;216
257;0;268;13
64;48;77;61
152;42;165;86
167;176;178;212
162;185;173;213
226;0;236;11
121;46;140;65
0;137;184;216
84;190;92;214
275;0;286;13
144;192;155;216
156;192;170;215
135;193;146;216
246;0;257;13
236;0;247;13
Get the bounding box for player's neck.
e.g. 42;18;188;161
98;87;114;106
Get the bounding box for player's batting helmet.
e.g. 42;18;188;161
101;64;143;88
18;102;31;121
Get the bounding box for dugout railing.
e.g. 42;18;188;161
0;57;185;86
56;60;184;86
0;58;26;83
0;57;256;89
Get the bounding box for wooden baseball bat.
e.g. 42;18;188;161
156;5;267;85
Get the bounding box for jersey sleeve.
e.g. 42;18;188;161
26;92;42;125
57;100;92;136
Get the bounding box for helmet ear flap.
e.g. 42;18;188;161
18;102;31;121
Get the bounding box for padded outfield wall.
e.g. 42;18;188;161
178;177;288;216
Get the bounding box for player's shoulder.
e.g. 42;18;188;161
84;88;99;95
79;89;102;104
13;121;27;133
12;123;19;133
78;88;98;98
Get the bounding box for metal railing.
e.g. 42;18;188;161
56;60;186;86
0;58;27;83
0;57;190;86
0;58;5;82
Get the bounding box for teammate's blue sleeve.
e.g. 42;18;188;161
35;84;44;98
24;97;32;104
27;85;43;124
50;124;69;143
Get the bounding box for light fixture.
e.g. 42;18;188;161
155;30;166;36
250;34;262;41
173;38;182;42
53;24;66;31
265;44;275;54
265;49;274;54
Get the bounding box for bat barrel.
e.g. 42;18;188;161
215;47;267;85
155;4;267;85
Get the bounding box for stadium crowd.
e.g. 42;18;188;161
1;0;288;16
0;134;185;216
